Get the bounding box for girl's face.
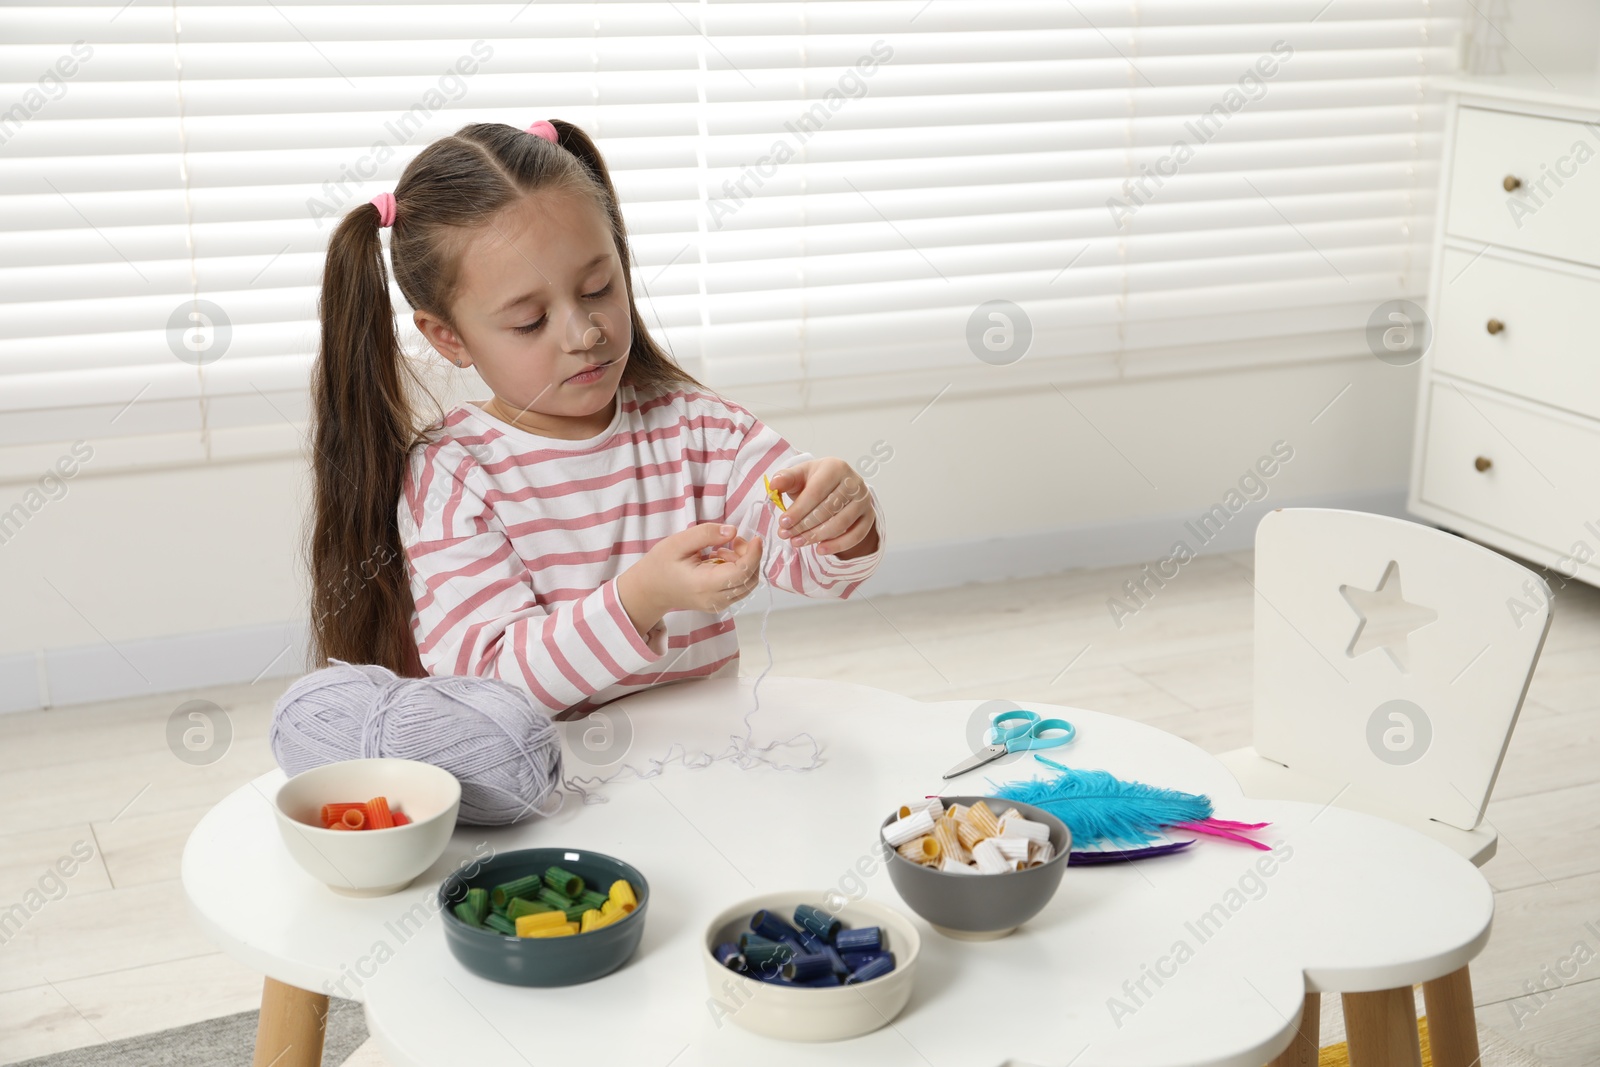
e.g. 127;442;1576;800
414;189;633;438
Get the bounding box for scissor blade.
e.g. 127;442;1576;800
943;744;1007;779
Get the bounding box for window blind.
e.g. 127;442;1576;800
0;1;1460;481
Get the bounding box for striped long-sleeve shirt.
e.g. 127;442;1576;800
396;381;887;720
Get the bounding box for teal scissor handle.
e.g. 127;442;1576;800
984;709;1076;753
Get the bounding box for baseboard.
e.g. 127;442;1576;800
2;486;1408;713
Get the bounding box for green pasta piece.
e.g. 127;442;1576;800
562;904;589;923
543;865;584;898
464;887;489;924
536;887;575;910
483;913;517;935
453;901;483;927
577;890;609;911
490;875;543;909
506;897;555;920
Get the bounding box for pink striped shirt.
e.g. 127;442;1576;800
397;381;887;720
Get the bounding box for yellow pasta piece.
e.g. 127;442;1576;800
964;799;1001;838
897;835;940;865
514;910;568;936
600;898;621;917
522;923;578;939
609;879;638;914
934;816;971;864
580;908;607;933
955;820;988;851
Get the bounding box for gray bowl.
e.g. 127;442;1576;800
881;796;1069;940
438;847;648;986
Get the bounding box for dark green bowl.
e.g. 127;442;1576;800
438;847;648;986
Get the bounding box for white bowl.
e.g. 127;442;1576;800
701;891;920;1042
272;758;461;896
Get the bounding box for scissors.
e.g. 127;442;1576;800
942;709;1076;779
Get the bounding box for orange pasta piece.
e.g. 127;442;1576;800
392;812;411;827
366;796;395;829
321;802;366;827
340;808;366;830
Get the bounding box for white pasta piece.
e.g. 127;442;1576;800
896;797;943;820
971;837;1012;874
998;816;1051;843
993;836;1029;862
882;808;935;847
939;856;979;874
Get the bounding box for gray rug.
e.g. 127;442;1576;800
12;998;369;1067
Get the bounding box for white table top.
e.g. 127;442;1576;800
183;675;1492;1067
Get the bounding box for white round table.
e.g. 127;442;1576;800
183;675;1491;1067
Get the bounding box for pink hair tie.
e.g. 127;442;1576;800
370;192;396;227
525;120;558;143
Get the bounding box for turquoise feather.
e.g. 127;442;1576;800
988;755;1213;848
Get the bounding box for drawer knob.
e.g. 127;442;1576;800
1474;456;1493;472
1503;175;1523;192
1486;318;1505;335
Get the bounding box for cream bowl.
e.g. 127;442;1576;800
701;891;920;1042
272;758;461;896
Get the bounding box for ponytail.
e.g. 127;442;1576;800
307;200;425;676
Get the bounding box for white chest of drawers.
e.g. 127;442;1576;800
1409;78;1600;589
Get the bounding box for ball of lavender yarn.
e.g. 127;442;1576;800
268;659;563;826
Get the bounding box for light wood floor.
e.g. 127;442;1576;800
2;549;1597;1065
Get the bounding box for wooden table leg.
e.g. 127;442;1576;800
1342;987;1422;1067
1268;992;1320;1067
253;976;328;1067
1423;966;1482;1067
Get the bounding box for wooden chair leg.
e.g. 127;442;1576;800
1423;966;1482;1067
1268;992;1321;1067
1342;986;1422;1067
253;976;328;1067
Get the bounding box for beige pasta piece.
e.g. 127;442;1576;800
933;817;971;865
947;802;970;823
898;835;941;865
999;807;1025;824
1026;840;1055;867
955;820;988;852
964;799;1001;838
883;808;935;847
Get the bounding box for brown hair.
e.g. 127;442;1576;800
308;120;706;675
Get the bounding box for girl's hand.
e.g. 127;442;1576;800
618;523;764;635
767;459;877;556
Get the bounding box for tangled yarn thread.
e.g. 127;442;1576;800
269;660;564;826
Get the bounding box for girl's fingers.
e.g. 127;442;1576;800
813;512;875;556
793;499;867;547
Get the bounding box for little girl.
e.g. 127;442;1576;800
308;118;886;720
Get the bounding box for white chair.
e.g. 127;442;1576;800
1217;507;1553;1067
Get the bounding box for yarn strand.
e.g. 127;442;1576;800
559;522;825;804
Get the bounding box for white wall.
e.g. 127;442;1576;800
3;355;1418;710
